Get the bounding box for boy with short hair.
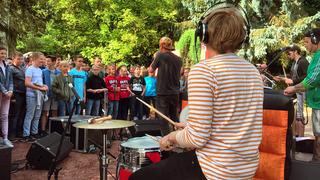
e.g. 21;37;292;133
86;65;107;116
105;64;120;119
23;52;48;141
52;61;74;116
143;70;156;120
68;55;87;114
9;52;26;140
40;55;60;136
128;65;145;120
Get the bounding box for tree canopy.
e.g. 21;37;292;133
1;0;320;67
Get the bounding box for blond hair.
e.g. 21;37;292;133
59;60;69;66
30;52;44;61
204;7;246;53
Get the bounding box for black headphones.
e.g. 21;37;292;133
195;2;251;47
310;30;320;45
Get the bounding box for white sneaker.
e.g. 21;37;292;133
3;139;14;148
142;115;147;120
133;117;138;121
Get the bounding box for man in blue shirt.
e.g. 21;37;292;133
69;55;87;115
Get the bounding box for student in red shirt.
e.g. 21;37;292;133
117;65;131;120
104;64;120;119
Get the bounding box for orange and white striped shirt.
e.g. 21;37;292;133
176;53;263;180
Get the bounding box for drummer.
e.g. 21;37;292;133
129;5;263;180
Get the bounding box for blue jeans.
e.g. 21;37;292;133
58;100;71;116
70;96;82;115
23;96;43;137
108;100;119;119
86;99;100;116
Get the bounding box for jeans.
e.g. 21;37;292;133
108;100;119;119
143;96;156;118
10;92;26;137
156;94;179;136
312;109;320;136
23;96;43;137
86;99;101;116
0;93;11;139
296;92;305;119
117;98;130;120
70;96;82;115
130;95;143;120
58;100;71;116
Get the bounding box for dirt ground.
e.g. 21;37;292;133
11;140;121;180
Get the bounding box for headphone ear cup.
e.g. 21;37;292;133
195;21;203;41
310;32;319;45
202;23;209;44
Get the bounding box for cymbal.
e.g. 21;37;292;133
73;120;135;130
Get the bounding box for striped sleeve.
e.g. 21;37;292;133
176;63;217;148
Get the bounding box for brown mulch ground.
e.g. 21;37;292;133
11;140;121;180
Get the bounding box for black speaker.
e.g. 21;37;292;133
26;132;73;169
0;144;12;180
129;120;162;137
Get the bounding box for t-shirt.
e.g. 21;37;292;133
104;75;120;101
117;76;131;99
144;76;156;97
129;76;145;95
68;68;87;100
86;75;106;100
151;51;182;95
25;66;43;97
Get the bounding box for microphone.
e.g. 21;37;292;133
68;83;81;100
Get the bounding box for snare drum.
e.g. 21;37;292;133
117;136;161;179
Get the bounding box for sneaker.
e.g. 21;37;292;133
3;139;14;148
133;117;138;121
142;115;147;120
30;134;41;140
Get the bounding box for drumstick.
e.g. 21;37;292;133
88;115;112;124
136;97;176;125
282;66;287;79
145;134;159;142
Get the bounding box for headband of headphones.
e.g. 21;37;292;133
195;2;251;47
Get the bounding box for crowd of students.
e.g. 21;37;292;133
0;47;189;148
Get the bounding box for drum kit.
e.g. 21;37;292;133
71;99;190;180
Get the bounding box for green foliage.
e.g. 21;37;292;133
178;0;320;68
175;29;200;66
16;0;187;65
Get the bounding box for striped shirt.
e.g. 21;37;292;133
176;53;263;180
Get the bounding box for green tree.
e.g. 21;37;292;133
177;0;320;66
17;0;188;65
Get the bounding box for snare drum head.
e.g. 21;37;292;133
121;136;159;149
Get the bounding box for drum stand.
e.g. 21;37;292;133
100;130;109;180
99;129;117;180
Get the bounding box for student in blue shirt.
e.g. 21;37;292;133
68;55;87;115
143;70;157;120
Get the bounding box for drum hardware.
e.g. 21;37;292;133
116;136;162;180
73;120;135;180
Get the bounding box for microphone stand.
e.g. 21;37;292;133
48;97;79;180
261;49;286;74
